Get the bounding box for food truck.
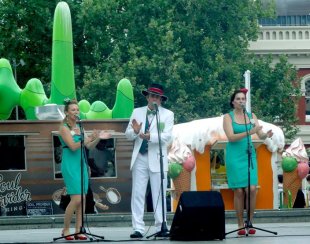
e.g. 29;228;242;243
0;119;133;216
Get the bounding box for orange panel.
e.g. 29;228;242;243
218;189;234;210
256;145;274;209
172;144;274;211
195;146;211;191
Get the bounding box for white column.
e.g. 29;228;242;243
244;70;251;113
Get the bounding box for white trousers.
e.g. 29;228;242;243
131;153;167;234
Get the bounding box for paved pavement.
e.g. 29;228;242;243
1;222;310;243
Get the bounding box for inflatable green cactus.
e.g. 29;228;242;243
0;1;134;120
85;101;112;119
0;58;21;119
50;1;76;104
112;78;134;118
20;78;48;119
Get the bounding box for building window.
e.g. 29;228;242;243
300;75;310;122
305;80;310;116
0;135;26;170
259;15;310;26
279;31;283;40
88;138;116;178
52;134;116;179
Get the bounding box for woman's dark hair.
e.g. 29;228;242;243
230;89;247;108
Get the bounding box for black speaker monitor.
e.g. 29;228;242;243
170;191;225;241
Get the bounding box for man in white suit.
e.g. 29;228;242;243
125;83;174;238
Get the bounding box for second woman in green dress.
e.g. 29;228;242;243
223;89;273;236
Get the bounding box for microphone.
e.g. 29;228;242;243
240;103;246;111
75;115;81;122
152;102;158;111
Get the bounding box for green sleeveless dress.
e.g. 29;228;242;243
59;124;89;195
225;111;258;189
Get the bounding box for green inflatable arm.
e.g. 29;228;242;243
0;58;21;119
20;78;48;119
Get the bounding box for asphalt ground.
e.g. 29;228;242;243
1;222;310;244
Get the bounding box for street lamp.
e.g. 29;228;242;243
12;58;26;120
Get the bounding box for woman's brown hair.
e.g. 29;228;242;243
63;98;78;129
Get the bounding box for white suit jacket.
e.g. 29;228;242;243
125;105;174;173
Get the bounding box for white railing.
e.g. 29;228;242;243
249;26;310;59
257;26;310;41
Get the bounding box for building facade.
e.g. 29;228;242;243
249;0;310;142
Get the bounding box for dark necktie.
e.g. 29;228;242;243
147;109;156;116
139;114;149;154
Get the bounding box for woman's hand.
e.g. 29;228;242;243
85;129;109;150
73;127;81;135
250;125;262;135
99;130;112;139
266;129;273;138
256;128;273;140
90;129;100;141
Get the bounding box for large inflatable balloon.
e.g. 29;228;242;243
282;157;298;172
85;101;112;119
78;100;90;113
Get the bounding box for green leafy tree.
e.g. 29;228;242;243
247;55;300;139
0;0;300;138
0;0;56;87
76;0;299;137
0;0;82;119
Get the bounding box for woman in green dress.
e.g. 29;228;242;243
223;89;273;236
59;99;110;240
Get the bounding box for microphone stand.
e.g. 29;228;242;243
53;118;105;242
225;107;277;237
147;105;169;239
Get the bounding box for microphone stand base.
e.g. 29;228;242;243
53;230;105;242
146;222;170;239
146;230;170;239
225;221;277;237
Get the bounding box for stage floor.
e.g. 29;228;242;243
1;222;310;243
